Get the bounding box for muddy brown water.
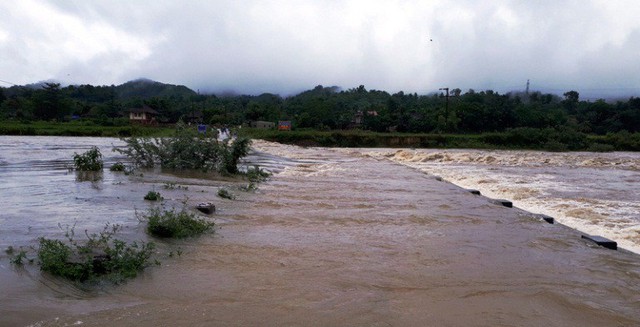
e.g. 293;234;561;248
1;137;640;326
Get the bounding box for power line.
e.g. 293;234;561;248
0;79;18;86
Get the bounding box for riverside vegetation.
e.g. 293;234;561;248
140;205;215;239
73;146;104;171
217;188;235;200
144;190;163;201
1;79;640;151
109;162;126;172
6;125;258;285
37;224;155;283
115;122;251;174
239;127;638;152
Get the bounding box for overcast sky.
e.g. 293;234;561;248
1;0;639;98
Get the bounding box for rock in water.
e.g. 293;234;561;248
196;202;216;214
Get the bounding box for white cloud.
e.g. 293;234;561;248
0;28;8;43
0;0;159;85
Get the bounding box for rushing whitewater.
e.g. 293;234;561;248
358;148;640;254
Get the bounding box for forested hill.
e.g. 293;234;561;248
1;80;640;141
8;78;197;101
114;78;197;100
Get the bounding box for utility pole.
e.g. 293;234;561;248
439;87;450;131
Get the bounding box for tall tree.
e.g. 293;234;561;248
562;90;580;114
34;83;63;120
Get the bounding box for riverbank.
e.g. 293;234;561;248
0;120;174;137
3;121;640;151
16;139;640;326
241;128;640;151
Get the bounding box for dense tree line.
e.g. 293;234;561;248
2;80;640;137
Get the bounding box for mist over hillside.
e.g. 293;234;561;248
3;77;638;102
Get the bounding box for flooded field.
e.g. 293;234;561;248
1;137;640;326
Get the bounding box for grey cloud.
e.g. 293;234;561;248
2;0;639;98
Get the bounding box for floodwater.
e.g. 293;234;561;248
1;136;640;326
361;148;640;254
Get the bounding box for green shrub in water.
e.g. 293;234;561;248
240;165;271;192
110;162;126;171
144;190;163;201
9;249;28;265
241;182;257;192
163;181;188;190
73;146;104;171
246;165;271;183
114;122;252;174
142;206;214;238
37;224;155;283
217;188;235;200
222;137;252;174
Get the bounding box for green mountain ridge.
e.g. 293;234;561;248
115;78;197;100
1;78;197;102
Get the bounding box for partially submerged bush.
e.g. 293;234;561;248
238;165;271;192
73;146;104;171
144;190;163;201
75;170;103;182
110;162;126;171
222;137;252;174
241;182;258;192
37;224;155;283
114;122;252;174
9;249;29;265
246;165;271;183
163;182;187;190
217;188;235;200
141;206;214;238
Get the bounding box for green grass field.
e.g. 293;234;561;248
239;128;640;151
0;120;174;137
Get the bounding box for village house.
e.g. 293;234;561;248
129;105;159;125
